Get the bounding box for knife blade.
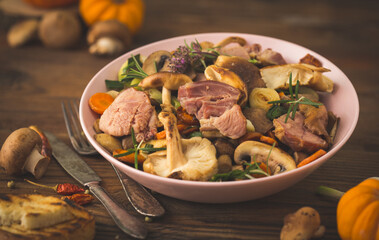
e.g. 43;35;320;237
111;163;165;217
45;131;147;239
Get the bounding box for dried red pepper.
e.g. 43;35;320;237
25;179;84;195
62;193;94;205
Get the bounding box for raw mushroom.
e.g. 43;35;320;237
38;10;82;49
143;111;218;181
0;128;51;179
87;20;132;56
234;141;296;174
7;19;39;48
138;72;192;112
280;206;326;240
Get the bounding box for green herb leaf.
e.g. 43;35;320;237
267;72;323;123
105;80;125;91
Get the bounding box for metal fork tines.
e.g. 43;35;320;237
61;99;97;155
61;99;165;218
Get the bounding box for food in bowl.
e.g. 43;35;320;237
87;36;339;182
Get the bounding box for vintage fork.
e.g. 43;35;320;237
61;99;165;217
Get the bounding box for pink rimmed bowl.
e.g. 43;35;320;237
80;33;359;203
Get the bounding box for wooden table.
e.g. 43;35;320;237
1;1;378;239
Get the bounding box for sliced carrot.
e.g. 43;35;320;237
176;106;199;125
251;162;271;178
156;124;188;140
260;135;277;146
278;91;286;98
297;149;327;168
113;149;145;164
88;92;114;114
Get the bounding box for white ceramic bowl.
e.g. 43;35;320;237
80;33;359;203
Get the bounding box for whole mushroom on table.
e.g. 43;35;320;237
0;127;51;179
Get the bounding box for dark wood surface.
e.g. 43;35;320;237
1;1;378;239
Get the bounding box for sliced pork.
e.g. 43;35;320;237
220;43;250;60
247;43;287;66
99;88;157;142
178;80;240;119
273;112;328;153
299;104;330;143
178;81;246;139
200;105;246;139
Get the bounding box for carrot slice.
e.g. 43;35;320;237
156;124;188;140
260;135;277;145
88;92;114;114
113;149;145;164
251;162;271;178
297;149;327;168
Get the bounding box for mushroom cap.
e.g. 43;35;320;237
214;36;247;48
143;137;218;181
142;50;172;75
260;63;333;92
87;19;132;49
138;72;193;90
281;206;325;240
38;10;82;49
0;128;41;175
204;65;248;106
234;140;296;174
215;55;266;94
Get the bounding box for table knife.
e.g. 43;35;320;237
111;163;165;217
44;131;147;239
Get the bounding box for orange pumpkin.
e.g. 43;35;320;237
22;0;78;8
337;177;379;240
79;0;145;35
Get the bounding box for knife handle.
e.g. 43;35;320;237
86;182;147;239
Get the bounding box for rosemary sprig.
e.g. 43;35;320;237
120;54;148;83
268;73;323;123
113;128;166;169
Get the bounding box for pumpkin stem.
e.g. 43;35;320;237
316;186;344;201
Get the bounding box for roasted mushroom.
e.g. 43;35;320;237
260;63;334;92
204;65;248;106
143;111;218;181
234;141;296;174
142;50;172;75
138;72;193;111
214;55;266;94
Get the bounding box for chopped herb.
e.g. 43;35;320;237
210;143;275;182
268;73;323;123
119;54;148;83
105;80;125;91
113;128;166;169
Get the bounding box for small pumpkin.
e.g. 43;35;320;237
22;0;78;9
337;177;379;240
79;0;145;35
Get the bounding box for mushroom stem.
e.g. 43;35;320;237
89;37;125;56
158;111;187;172
161;87;172;112
23;146;50;179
